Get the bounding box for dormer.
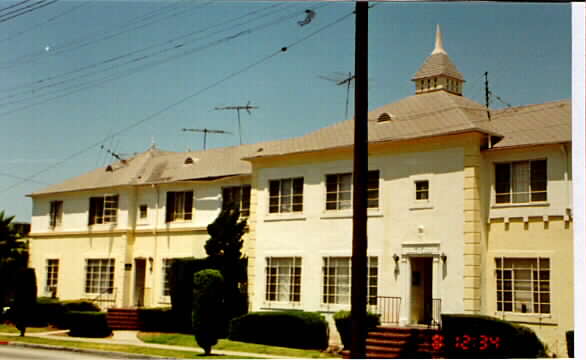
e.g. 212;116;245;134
412;25;465;96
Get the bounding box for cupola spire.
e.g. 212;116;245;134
431;24;447;55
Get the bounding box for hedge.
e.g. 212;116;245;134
333;310;381;350
440;314;547;358
29;297;65;327
566;330;574;358
229;311;329;350
66;311;111;338
138;307;175;332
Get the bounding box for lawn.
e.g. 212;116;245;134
0;324;55;334
0;335;250;359
138;332;340;358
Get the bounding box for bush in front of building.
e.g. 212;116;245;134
66;311;111;338
229;311;329;350
12;268;37;336
333;310;381;350
192;269;226;355
440;314;547;358
138;307;176;332
61;300;101;312
28;297;65;327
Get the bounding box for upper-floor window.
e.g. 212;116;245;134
325;170;379;210
139;204;148;219
269;178;303;213
415;180;429;201
89;195;118;225
495;257;550;314
222;185;251;217
495;160;547;204
49;200;63;228
165;191;193;222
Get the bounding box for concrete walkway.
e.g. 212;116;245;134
0;330;304;359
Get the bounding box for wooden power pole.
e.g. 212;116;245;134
351;1;369;359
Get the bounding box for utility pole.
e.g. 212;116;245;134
181;128;231;150
351;1;368;359
214;102;258;145
484;71;491;121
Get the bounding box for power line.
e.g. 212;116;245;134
0;0;59;24
0;6;353;194
0;0;33;14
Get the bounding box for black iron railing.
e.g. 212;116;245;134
369;296;401;325
84;288;117;311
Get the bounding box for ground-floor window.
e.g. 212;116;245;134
322;256;378;305
45;259;59;295
265;257;302;303
495;257;550;314
162;259;173;297
84;258;115;294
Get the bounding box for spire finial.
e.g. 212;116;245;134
432;24;447;55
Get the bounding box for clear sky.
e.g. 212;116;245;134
0;0;573;221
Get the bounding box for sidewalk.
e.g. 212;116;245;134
1;330;294;359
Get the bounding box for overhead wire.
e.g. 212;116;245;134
0;5;354;192
0;0;59;24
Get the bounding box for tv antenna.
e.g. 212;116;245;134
181;128;232;150
318;72;373;119
214;101;258;145
100;145;127;164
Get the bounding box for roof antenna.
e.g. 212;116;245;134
182;128;232;150
214;101;258;145
100;145;127;165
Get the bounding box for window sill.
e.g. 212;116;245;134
491;202;550;209
320;210;384;219
493;312;557;325
264;213;306;222
409;202;434;211
261;302;302;310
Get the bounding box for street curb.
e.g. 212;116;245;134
6;341;171;359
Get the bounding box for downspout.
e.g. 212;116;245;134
560;144;571;220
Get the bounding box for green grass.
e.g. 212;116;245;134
0;335;250;359
138;332;340;358
0;324;55;334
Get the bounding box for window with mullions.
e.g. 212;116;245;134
269;178;303;213
222;185;251;217
495;160;547;204
89;195;118;225
84;258;115;294
325;171;380;210
165;191;193;222
496;258;550;314
162;259;173;297
265;257;302;303
322;257;378;305
45;259;59;295
415;180;429;200
49;200;63;228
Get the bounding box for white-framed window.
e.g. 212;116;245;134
415;180;429;201
165;191;193;222
222;185;251;217
88;195;118;225
84;258;115;294
162;259;173;297
269;178;303;213
265;257;302;303
495;257;550;314
45;259;59;295
325;170;380;210
322;257;378;305
49;200;63;228
495;160;547;204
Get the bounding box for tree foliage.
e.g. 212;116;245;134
12;268;37;336
192;269;225;355
0;211;29;308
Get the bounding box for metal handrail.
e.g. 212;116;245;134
84;287;117;311
369;296;401;325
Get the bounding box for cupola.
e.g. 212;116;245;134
412;25;465;96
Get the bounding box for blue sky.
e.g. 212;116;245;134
0;0;573;221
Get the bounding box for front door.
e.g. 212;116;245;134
134;259;146;307
410;257;432;325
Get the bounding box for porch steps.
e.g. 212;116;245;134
106;308;141;330
342;326;441;359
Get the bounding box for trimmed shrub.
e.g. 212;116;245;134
139;307;175;332
61;300;101;312
566;330;574;358
441;314;546;358
229;311;329;350
29;297;65;327
12;268;37;336
193;269;225;355
66;311;111;338
333;310;381;350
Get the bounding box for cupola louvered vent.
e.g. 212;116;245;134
377;112;392;122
